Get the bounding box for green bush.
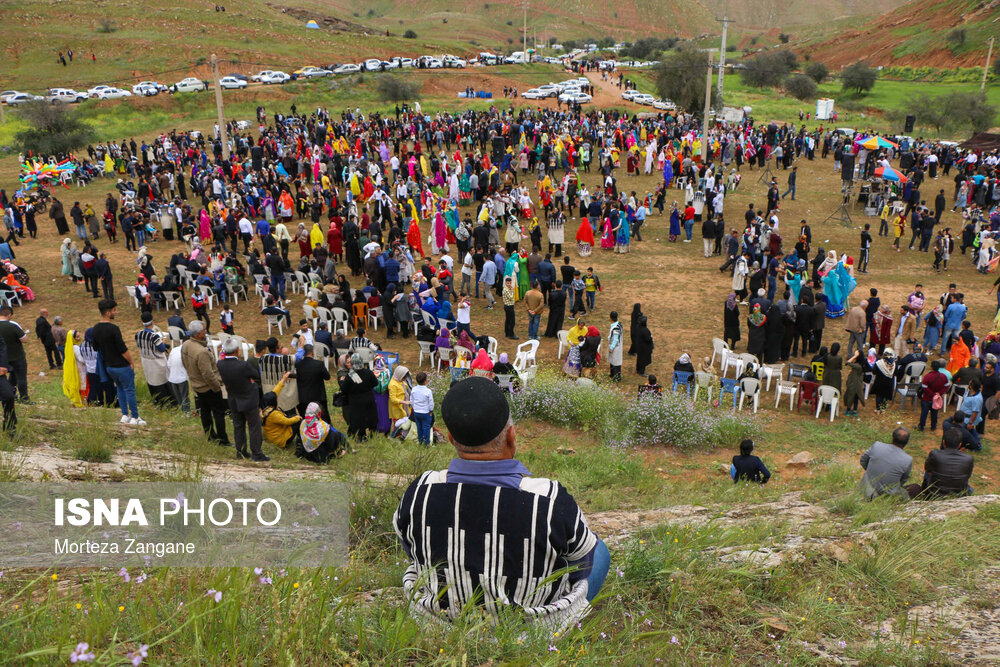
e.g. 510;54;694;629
740;52;793;88
506;371;759;450
841;61;876;95
403;29;417;39
805;62;829;84
375;76;421;103
14;101;95;156
784;73;817;100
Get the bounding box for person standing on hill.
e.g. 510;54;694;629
217;338;268;461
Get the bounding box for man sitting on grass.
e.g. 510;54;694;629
393;376;609;630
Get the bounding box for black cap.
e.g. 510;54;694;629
141;312;153;324
441;377;510;447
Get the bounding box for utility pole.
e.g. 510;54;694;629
702;49;714;161
982;36;995;93
522;0;528;64
716;15;733;102
210;53;230;160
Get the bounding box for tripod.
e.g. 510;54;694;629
757;158;776;185
822;181;854;227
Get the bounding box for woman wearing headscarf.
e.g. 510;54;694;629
337;353;378;442
614;209;631;254
296;223;312;258
309;221;324;254
746;303;767;359
456;330;476;356
627;303;643;356
634;316;655;377
872;348;896;413
298;402;346;462
724;292;741;350
470;349;494;375
763;303;784;364
388;365;412;421
870;304;893;355
947;334;971;375
372;354;394;434
563;332;583;377
579;325;601;378
843;349;867;417
261;371;303;449
493;352;516;376
668;202;681;242
575;217;595;257
61;239;81;283
600;216;615;250
673;352;695;374
824;342;843;393
923;304;943;351
434;327;452;359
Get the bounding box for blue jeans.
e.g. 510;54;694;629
562;284;574;311
76;224;87;240
585;291;596;311
940;327;959;354
767;275;777;301
684;220;694;240
474;271;482;297
413;411;432;445
575;538;610;603
135;228;146;247
270;273;286;300
527;313;540;339
105;365;139;418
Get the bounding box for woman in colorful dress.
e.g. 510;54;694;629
615;209;631;254
600;216;615;250
576;218;595;257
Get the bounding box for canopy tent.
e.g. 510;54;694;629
305;20;320;29
960;133;1000;152
873;165;907;183
859;136;897;150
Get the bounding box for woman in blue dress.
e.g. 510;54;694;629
615;209;631;254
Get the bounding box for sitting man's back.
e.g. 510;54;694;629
859;427;913;500
921;427;974;498
393;377;608;631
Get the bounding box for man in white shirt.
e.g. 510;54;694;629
292;320;314;348
238;213;254;251
460;251;474;296
439;252;454;272
167;344;190;413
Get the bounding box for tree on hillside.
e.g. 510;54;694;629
784;74;817;100
739;51;791;88
14;101;94;156
403;29;417;38
805;62;829;84
654;45;707;112
376;77;421;103
902;93;951;133
841;62;876;95
778;33;789;44
949;92;997;133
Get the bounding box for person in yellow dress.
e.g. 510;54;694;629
388;365;412;421
261;371;302;448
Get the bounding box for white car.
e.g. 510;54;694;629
652;99;676;111
363;59;384;72
132;81;166;96
443;56;466;68
633;93;655;105
0;90;22;103
171;77;206;93
559;91;592;104
95;87;132;100
389;57;413;68
381;60;399;70
219;76;248;89
259;71;290;84
47;88;87;103
621;89;639;101
536;84;559;96
87;85;113;98
333;63;361;74
521;89;547;100
251;70;276;82
422;57;443;69
6;92;44;105
294;66;332;78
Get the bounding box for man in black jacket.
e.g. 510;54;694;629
920;428;973;497
217;339;267;461
35;309;62;370
295;344;330;422
934;189;946;223
0;331;16;435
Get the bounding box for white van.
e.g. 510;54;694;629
505;51;527;64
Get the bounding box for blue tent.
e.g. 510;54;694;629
305;20;320;29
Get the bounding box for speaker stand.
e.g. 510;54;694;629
757;159;776;185
822;182;855;227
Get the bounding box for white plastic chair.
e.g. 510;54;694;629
303;304;319;331
198;284;216;310
161;290;183;311
417;340;437;368
760;364;785;392
946;383;968;411
711;337;731;368
253;274;268;296
557;330;569;358
330;307;350;336
516;340;540;367
692;371;714;403
294;271;310;294
353;347;376;369
519;364;537;387
487;336;499;357
738;377;760;413
722;353;743;378
368;306;382;331
167;325;185;348
902;361;926;383
286;272;299;294
775;380;798;410
266;314;285;336
125;285;140;309
421;310;437;330
314;341;331;370
815;385;841;421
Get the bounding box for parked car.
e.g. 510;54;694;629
251;70;275;82
418;56;443;69
363;58;384;72
0;90;23;103
381;60;399;70
94;87;132;100
87;85;113;98
621;89;639;101
171;78;207;93
224;73;249;82
388;57;413;69
443;55;467;68
633;93;655;105
47;88;87;104
260;71;290;84
521;88;547;100
559;91;592;104
6;93;44;105
294;66;332;78
333;63;361;74
652;99;676;111
219;76;248;90
132;81;167;96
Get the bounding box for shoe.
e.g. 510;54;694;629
506;335;520;340
217;440;234;447
251;454;270;462
127;417;138;426
235;450;249;459
120;414;131;424
18;399;34;405
133;418;147;426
